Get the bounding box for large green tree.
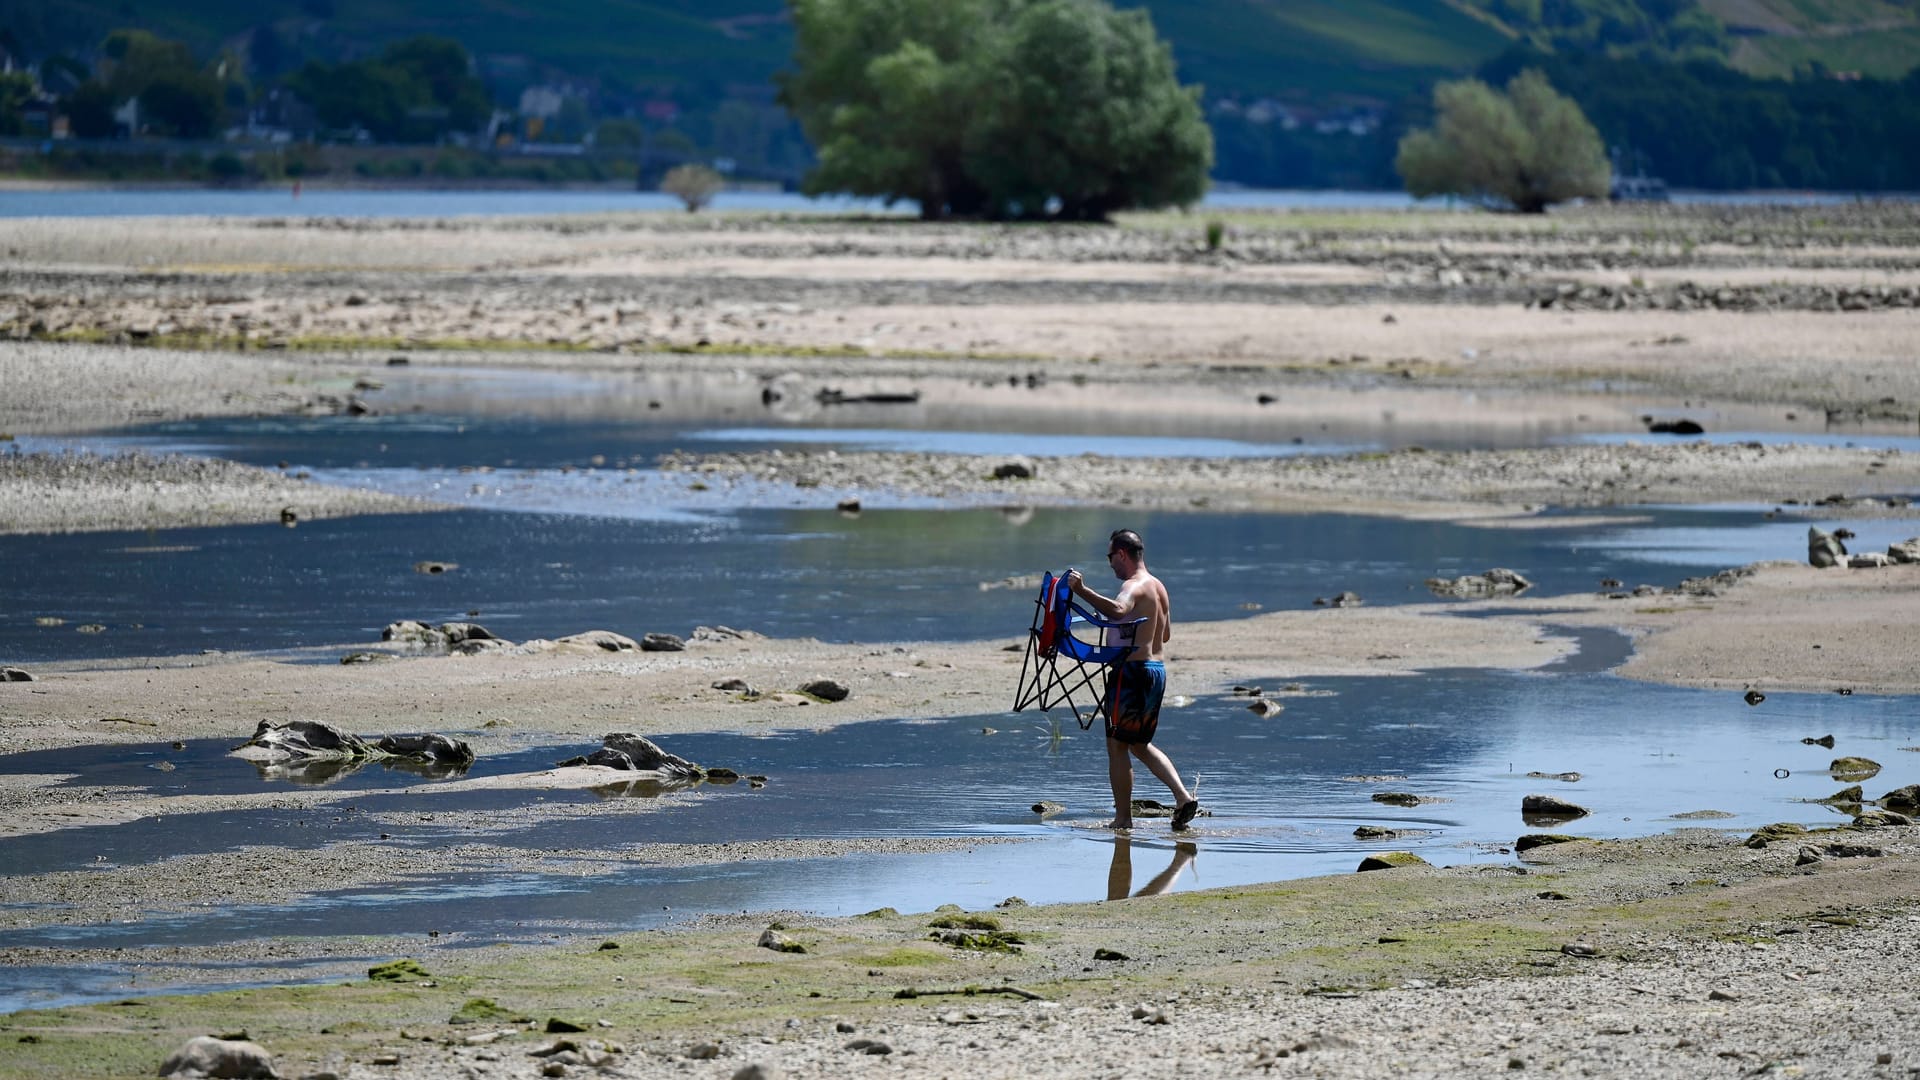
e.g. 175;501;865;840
780;0;1210;220
288;35;488;142
1396;68;1608;212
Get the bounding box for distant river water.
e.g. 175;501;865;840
0;186;1889;218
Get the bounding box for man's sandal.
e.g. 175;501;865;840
1171;799;1200;831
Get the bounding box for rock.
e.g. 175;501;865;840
556;630;640;652
544;1018;588;1033
712;678;756;692
1820;785;1865;804
1560;942;1600;957
1247;698;1284;717
1313;591;1362;608
1525;771;1582;782
1847;552;1893;569
412;560;457;575
1803;734;1836;748
1515;834;1582;853
451;637;512;655
1646;418;1705;435
1797;845;1822;866
1353;826;1403;840
373;733;475;768
1745;822;1809;848
1425;569;1533;598
732;1065;779;1080
1031;801;1065;816
1743;689;1765;706
686;1042;722;1059
1372;792;1426;807
0;667;33;681
836;498;861;514
845;1039;892;1055
1888;537;1920;564
339;652;391;665
1358;851;1429;871
600;733;703;778
382;620;447;647
691;625;761;643
640;632;686;652
437;621;499;645
1824;843;1884;858
1881;784;1920;812
234;719;372;761
1808;526;1847;568
758;929;806;954
1852;810;1913;828
1521;794;1590;818
1093;947;1130;961
1831;756;1882;781
368;958;430;982
799;678;850;702
991;459;1035;480
157;1035;279;1079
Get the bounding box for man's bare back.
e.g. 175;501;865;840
1115;569;1170;662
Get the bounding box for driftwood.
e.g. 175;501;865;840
892;985;1048;1002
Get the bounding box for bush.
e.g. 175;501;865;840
660;163;726;211
207;151;248;182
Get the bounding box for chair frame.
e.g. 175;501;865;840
1012;570;1146;730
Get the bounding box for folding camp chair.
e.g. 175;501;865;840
1011;569;1147;730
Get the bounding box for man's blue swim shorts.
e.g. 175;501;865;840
1103;659;1165;744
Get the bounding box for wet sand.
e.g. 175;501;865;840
2;203;1918;1077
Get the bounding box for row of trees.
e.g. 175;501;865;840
284;37;490;144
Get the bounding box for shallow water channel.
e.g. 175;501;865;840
3;365;1917;1011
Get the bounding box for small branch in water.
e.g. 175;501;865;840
893;985;1048;1002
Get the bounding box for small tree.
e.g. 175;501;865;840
660;163;725;211
1396;68;1609;213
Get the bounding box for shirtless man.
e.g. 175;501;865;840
1065;529;1201;831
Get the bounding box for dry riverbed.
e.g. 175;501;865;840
3;203;1920;1078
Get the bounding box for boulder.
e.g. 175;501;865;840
1847;552;1893;569
1881;784;1920;812
601;733;703;779
0;667;33;682
991;459;1036;480
712;677;757;693
691;625;762;643
234;719;373;761
158;1035;278;1079
1888;537;1920;564
1425;569;1533;598
1521;794;1590;818
1744;822;1809;848
800;678;850;702
640;633;686;652
382;620;447;647
557;630;640;652
1807;526;1846;568
1854;810;1914;828
1357;851;1429;871
438;622;499;645
374;733;475;767
1831;756;1882;781
1247;698;1284;717
1515;833;1582;853
1372;792;1426;807
451;637;512;655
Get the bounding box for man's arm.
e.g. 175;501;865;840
1066;571;1134;620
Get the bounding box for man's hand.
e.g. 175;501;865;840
1064;569;1083;593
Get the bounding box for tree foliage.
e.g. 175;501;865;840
780;0;1211;220
287;35;488;142
1396;68;1608;212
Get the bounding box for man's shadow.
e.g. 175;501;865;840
1107;835;1197;901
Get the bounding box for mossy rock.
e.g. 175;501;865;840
1515;833;1582;853
1357;851;1430;871
929;929;1024;952
857;907;901;919
1881;784;1920;812
1830;756;1882;780
1819;785;1864;804
449;997;525;1025
927;913;1002;932
1744;822;1809;848
367;958;430;982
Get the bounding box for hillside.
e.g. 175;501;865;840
4;0;1914;108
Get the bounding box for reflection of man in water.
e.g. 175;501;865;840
1065;528;1200;831
1107;836;1196;900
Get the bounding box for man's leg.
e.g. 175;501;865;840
1129;742;1194;808
1106;736;1135;829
